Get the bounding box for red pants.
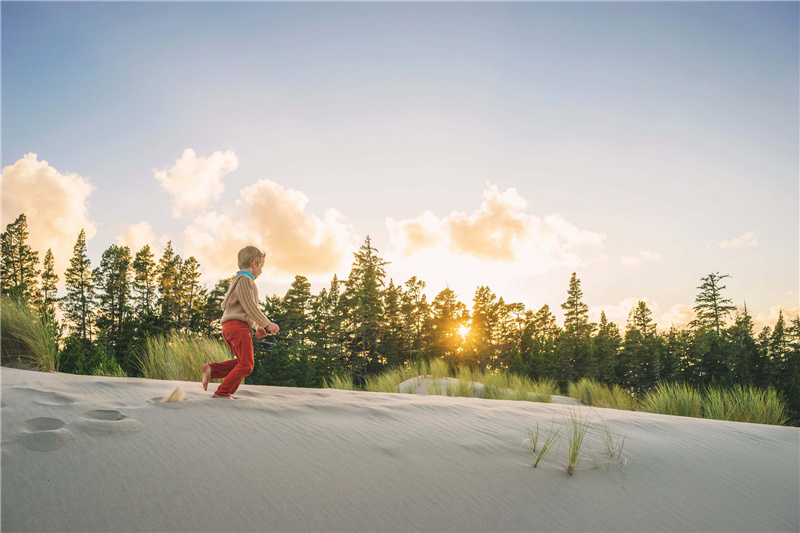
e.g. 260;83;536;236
209;320;254;397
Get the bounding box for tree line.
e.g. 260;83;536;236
2;212;799;423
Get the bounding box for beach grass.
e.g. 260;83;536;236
137;332;231;382
564;408;592;475
0;297;59;372
324;374;357;390
364;368;406;393
703;384;788;425
639;382;703;418
568;378;637;411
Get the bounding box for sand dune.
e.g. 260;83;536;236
2;368;798;532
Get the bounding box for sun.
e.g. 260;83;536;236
457;325;470;339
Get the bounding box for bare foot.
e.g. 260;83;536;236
202;364;211;391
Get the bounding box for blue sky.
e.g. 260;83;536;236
2;1;798;332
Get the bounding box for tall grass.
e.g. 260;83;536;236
639;382;703;418
0;297;59;372
363;368;407;393
568;378;637;411
137;332;231;381
702;385;787;425
564;408;592;475
324;374;357;390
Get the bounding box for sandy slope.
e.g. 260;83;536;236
1;368;798;532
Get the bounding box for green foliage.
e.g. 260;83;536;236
1;295;59;371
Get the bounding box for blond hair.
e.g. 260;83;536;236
238;246;266;270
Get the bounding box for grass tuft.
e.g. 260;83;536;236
640;382;703;418
564;408;592;475
136;332;231;382
0;297;59;372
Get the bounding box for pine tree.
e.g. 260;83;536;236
557;273;594;384
62;229;96;341
623;301;660;392
593;311;621;383
342;236;389;380
427;286;469;365
283;275;312;346
132;245;158;318
157;241;182;325
94;244;132;348
1;213;41;303
41;249;59;313
521;305;560;381
691;272;736;334
178;256;202;332
400;276;430;363
562;272;590;335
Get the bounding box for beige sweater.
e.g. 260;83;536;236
220;274;271;329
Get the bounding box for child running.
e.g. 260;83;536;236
202;246;279;398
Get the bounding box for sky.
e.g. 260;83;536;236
2;1;798;333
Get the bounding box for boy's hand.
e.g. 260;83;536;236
255;327;267;338
267;322;280;335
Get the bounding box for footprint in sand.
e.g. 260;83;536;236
18;418;74;452
74;410;144;436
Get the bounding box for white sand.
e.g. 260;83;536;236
2;368;798;532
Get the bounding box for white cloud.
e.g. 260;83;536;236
1;153;97;277
115;221;167;256
718;231;758;249
659;303;695;331
386;183;606;274
752;305;799;334
621;250;662;267
154;148;239;217
183;179;358;282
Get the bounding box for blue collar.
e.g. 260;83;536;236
236;270;255;280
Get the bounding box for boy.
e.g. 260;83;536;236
202;246;280;398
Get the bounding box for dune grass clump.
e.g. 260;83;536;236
525;417;562;468
703;384;788;425
137;332;231;382
364;368;407;393
0;297;59;372
564;408;593;475
568;378;637;411
324;374;357;391
640;382;703;418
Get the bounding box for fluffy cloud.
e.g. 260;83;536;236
386;183;606;273
1;153;97;277
184;179;357;281
115;221;165;256
154;149;239;217
718;231;758;249
659;303;695;331
752;305;799;334
621;250;662;267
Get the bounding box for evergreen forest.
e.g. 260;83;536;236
2;212;798;424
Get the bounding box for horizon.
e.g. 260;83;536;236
2;1;797;334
